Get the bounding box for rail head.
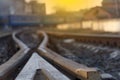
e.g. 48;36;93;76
38;31;48;49
0;48;29;76
37;31;101;80
15;53;70;80
0;31;29;79
12;32;28;49
43;31;120;39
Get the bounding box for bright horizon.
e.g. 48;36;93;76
26;0;103;14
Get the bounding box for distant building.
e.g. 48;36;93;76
83;0;120;20
25;2;32;14
83;7;113;20
0;0;11;15
28;0;46;16
102;0;120;17
13;0;26;15
0;0;46;16
0;0;26;15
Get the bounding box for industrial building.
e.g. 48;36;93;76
28;0;46;16
83;0;120;20
102;0;120;17
0;0;46;16
0;0;26;15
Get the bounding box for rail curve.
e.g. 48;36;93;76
0;32;30;80
37;32;101;80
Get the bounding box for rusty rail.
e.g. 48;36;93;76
0;32;30;80
37;32;101;80
15;53;70;80
45;31;120;48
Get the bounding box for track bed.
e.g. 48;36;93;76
48;36;120;80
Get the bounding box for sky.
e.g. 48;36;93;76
26;0;103;14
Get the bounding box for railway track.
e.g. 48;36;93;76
0;30;119;80
0;32;30;80
37;32;101;80
37;31;120;80
15;31;101;80
46;31;120;48
0;30;41;80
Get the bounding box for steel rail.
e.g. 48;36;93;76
44;31;120;48
15;52;70;80
0;32;30;80
37;32;101;80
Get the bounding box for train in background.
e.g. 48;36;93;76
1;15;120;33
0;15;43;28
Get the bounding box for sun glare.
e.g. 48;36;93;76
38;0;102;14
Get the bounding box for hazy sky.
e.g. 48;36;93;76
27;0;103;14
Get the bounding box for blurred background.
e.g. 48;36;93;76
1;0;120;33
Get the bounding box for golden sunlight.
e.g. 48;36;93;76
38;0;103;14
